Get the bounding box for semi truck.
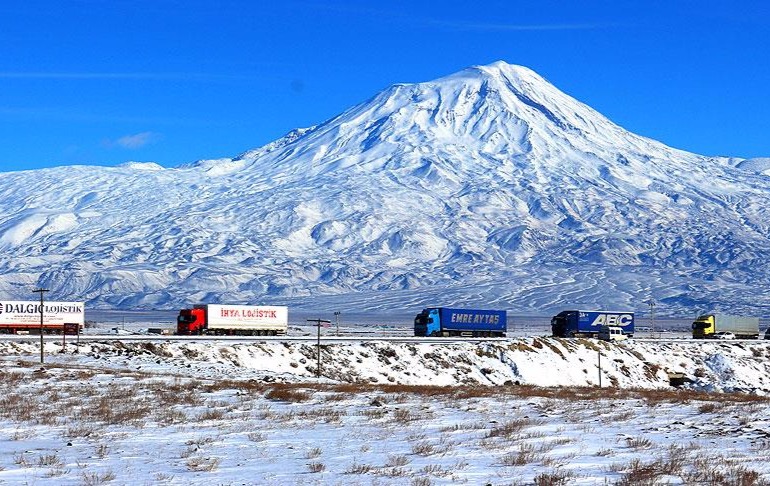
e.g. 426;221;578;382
176;304;288;336
551;310;634;338
0;300;84;334
413;307;506;337
691;314;759;339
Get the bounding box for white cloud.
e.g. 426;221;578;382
428;20;611;32
111;132;160;149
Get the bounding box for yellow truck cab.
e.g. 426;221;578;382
691;314;716;339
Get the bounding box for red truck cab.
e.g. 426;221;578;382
177;307;206;335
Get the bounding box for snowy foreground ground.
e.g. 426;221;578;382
2;336;770;485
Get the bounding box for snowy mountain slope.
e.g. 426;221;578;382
1;61;769;315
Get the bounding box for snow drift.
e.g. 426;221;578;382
8;337;770;394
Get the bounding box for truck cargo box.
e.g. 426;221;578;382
0;300;84;334
203;304;288;330
414;307;506;337
551;310;634;338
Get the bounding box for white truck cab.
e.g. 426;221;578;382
598;325;627;341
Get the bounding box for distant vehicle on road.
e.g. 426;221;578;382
712;331;736;340
413;308;506;337
692;314;758;340
551;310;634;338
598;325;628;341
176;304;288;336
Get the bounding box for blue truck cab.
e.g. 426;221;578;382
551;310;634;338
414;307;507;337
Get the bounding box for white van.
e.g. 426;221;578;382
598;325;627;341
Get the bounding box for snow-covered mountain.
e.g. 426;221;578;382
2;61;769;316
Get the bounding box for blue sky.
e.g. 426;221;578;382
1;0;768;172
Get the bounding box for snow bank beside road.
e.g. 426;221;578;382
4;337;770;393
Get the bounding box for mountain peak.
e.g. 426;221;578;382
432;61;549;91
230;61;686;183
474;60;537;78
429;60;540;87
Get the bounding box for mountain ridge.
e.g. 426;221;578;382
1;61;768;316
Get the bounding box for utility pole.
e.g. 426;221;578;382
649;299;656;338
598;350;602;388
307;318;331;378
33;288;49;364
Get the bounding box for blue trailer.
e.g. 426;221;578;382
551;310;634;338
414;307;507;337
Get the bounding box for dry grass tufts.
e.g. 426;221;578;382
625;436;654;450
62;425;98;439
533;469;575;485
80;470;117;485
498;443;540;466
361;408;387;420
411;477;433;486
185;456;221;472
305;447;322;459
95;443;109;459
345;462;373;475
40;376;759;410
411;440;436;456
682;458;767;486
614;458;664;485
601;409;635;423
264;386;312;402
247;432;266;442
385;454;411;467
393;408;417;423
486;418;538;438
297;407;344;423
36;453;62;467
197;408;226;421
275;387;313;407
698;402;724;414
323;393;347;402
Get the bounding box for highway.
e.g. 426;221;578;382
0;332;766;345
0;333;510;344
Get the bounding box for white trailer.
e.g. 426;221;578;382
0;300;85;334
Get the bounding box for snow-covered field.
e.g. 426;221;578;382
2;335;770;484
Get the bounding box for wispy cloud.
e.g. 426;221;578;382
0;72;253;81
427;20;610;32
0;106;209;126
300;2;611;32
105;132;161;150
